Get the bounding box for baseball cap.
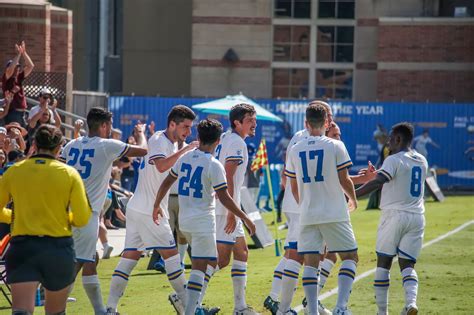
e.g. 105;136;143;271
5;60;20;68
39;88;52;97
0;127;6;134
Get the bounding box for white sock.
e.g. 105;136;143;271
178;243;188;265
302;266;319;315
165;254;187;302
318;258;335;294
185;270;204;315
102;242;109;250
231;260;248;310
107;258;138;310
198;264;215;306
336;259;357;310
374;267;390;313
82;275;106;314
279;259;301;313
401;267;418;307
269;257;287;300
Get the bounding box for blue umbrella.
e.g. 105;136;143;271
192;94;283;122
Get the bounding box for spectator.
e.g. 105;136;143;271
120;135;139;191
5;122;27;152
1;41;34;128
28;88;61;128
0;148;5;176
0;124;91;315
0;90;13;124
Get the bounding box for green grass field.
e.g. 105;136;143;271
1;196;473;314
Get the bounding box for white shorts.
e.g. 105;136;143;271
298;221;357;254
376;210;425;262
215;214;245;245
124;210;176;251
73;212;100;262
182;231;217;261
284;212;300;250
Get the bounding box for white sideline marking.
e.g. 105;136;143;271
294;220;474;313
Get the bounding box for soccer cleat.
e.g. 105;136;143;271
401;305;418;315
195;308;206;315
105;307;120;315
153;257;166;273
318;300;332;315
168;292;185;314
263;295;280;315
66;297;77;303
332;307;352;315
102;245;114;259
201;305;221;314
234;305;260;315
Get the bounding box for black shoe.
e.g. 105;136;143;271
263;296;279;315
201;305;221;315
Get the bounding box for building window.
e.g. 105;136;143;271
273;25;311;62
315;69;352;100
316;26;353;62
318;0;355;19
274;0;312;18
273;68;309;98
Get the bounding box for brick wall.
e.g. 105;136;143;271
378;24;474;62
0;3;72;74
377;70;474;102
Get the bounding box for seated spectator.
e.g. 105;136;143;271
1;41;34;128
28;88;61;128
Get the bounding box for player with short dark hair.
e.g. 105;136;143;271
284;103;358;315
61;107;148;314
153;118;256;315
106;105;198;314
213;103;259;315
356;122;427;315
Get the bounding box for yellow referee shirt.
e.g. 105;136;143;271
0;155;92;237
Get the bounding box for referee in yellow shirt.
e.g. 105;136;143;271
0;125;92;315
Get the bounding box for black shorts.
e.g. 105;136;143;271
6;236;75;291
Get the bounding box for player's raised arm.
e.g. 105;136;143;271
216;188;256;236
153;173;177;224
125;123;148;157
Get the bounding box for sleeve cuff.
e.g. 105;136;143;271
378;169;393;181
213;182;228;191
225;156;243;163
284;169;296;178
118;145;131;159
170;169;178;178
337;160;353;171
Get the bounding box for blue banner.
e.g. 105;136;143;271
109;96;474;189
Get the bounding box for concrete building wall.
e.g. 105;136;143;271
190;0;272;98
122;0;192;96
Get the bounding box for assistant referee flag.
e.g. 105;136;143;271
251;139;268;171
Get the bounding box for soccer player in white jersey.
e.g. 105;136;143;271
153;119;256;315
60;107;148;315
265;101;333;315
105;105;198;315
284;103;358;315
356;123;428;315
213;103;258;315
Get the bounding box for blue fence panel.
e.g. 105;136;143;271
109;96;474;189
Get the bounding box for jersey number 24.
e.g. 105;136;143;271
178;163;203;198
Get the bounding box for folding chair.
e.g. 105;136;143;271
0;234;11;306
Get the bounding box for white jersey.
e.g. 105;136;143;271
214;131;248;216
171;149;227;233
378;150;428;214
285;135;352;225
282;129;309;214
61;136;129;213
127;131;177;217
